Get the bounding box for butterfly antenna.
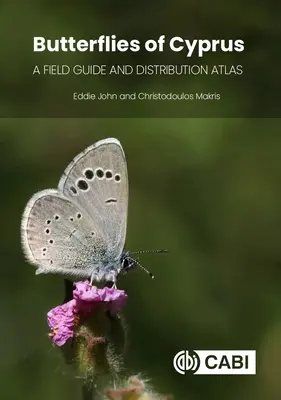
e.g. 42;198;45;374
127;257;155;279
129;249;168;255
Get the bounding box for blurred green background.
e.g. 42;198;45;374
0;0;280;117
1;0;281;399
2;118;281;400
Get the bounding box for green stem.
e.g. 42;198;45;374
81;381;94;400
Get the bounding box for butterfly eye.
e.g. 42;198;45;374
115;174;121;182
122;258;128;268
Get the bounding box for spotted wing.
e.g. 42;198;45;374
21;189;107;277
58;138;128;258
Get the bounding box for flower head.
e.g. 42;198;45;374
74;281;128;313
47;282;127;346
47;299;76;346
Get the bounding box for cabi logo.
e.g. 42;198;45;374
173;350;200;374
173;350;256;375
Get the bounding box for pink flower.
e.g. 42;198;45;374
73;281;128;313
47;299;76;346
47;282;127;346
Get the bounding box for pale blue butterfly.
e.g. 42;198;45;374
21;138;157;286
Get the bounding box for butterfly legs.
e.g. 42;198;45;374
89;269;118;288
105;270;119;289
90;271;99;286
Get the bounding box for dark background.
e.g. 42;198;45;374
1;1;281;399
0;1;280;117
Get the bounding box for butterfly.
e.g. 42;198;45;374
20;138;144;285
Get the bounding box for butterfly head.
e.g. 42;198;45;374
120;251;141;274
120;249;168;279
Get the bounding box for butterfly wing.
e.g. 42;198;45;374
58;138;128;259
21;189;107;278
